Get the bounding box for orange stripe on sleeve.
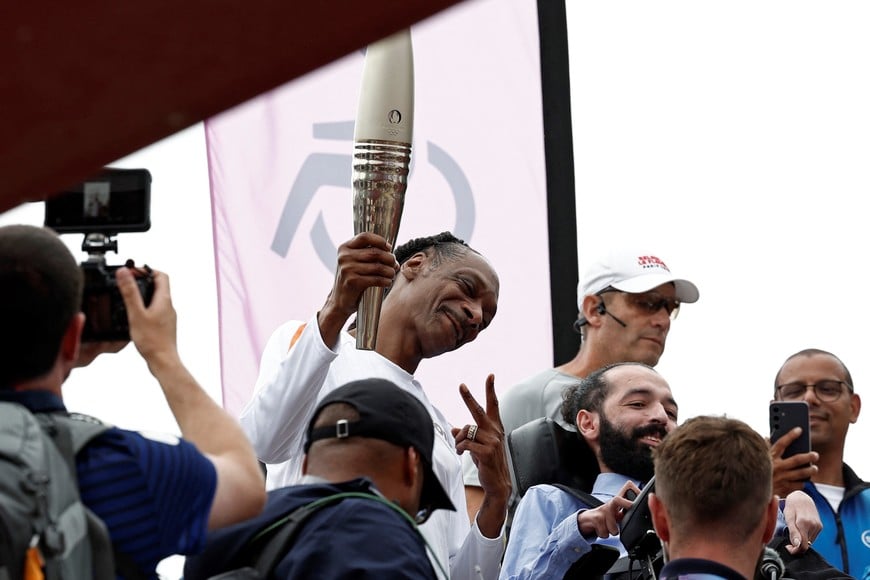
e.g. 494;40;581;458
288;323;307;352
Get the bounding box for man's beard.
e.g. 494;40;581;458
598;414;667;482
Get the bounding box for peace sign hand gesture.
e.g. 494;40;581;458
453;374;511;539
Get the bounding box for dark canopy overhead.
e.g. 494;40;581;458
0;1;464;213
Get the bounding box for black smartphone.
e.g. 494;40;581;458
769;401;811;461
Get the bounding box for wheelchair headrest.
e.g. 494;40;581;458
507;417;600;498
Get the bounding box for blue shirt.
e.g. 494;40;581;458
0;390;217;579
499;472;636;580
184;478;437;580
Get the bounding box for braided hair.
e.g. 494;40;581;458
393;231;473;267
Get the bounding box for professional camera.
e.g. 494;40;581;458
44;167;155;341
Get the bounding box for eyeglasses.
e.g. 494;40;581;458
775;380;852;403
599;289;681;320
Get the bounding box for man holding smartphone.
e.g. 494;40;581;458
773;348;868;578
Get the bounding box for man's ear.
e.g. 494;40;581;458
648;492;671;543
399;252;428;281
762;496;779;543
404;446;420;486
60;313;85;367
577;409;599;437
582;294;604;328
849;392;861;424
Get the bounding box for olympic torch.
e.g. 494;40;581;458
352;29;414;350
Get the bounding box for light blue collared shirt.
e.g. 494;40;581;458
499;473;639;580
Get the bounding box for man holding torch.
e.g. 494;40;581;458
240;231;510;579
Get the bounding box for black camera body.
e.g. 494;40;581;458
80;259;154;341
44;167;154;341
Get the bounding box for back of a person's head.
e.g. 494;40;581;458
305;401;403;470
0;224;82;388
307;397;429;486
653;415;772;538
303;378;455;519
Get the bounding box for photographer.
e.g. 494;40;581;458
0;224;265;577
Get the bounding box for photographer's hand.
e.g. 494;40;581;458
116;267;177;367
116;267;266;530
74;265;152;367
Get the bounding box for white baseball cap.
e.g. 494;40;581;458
577;250;699;322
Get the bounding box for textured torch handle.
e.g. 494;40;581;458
352;139;411;350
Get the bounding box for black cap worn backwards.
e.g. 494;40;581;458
304;378;456;515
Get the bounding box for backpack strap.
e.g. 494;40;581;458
552;483;604;508
38;413;109;473
38;412;148;580
64;413;112;453
84;508;116;579
244;491;444;579
248;495;336;575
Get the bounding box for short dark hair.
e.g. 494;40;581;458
653;415;772;538
0;225;83;388
774;348;854;395
561;361;652;426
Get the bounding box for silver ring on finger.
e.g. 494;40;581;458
467;424;479;442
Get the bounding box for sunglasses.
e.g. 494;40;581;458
599;289;681;320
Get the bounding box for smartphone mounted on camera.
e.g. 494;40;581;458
770;400;811;468
44;168;154;341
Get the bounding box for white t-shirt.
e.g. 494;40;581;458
814;482;846;512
